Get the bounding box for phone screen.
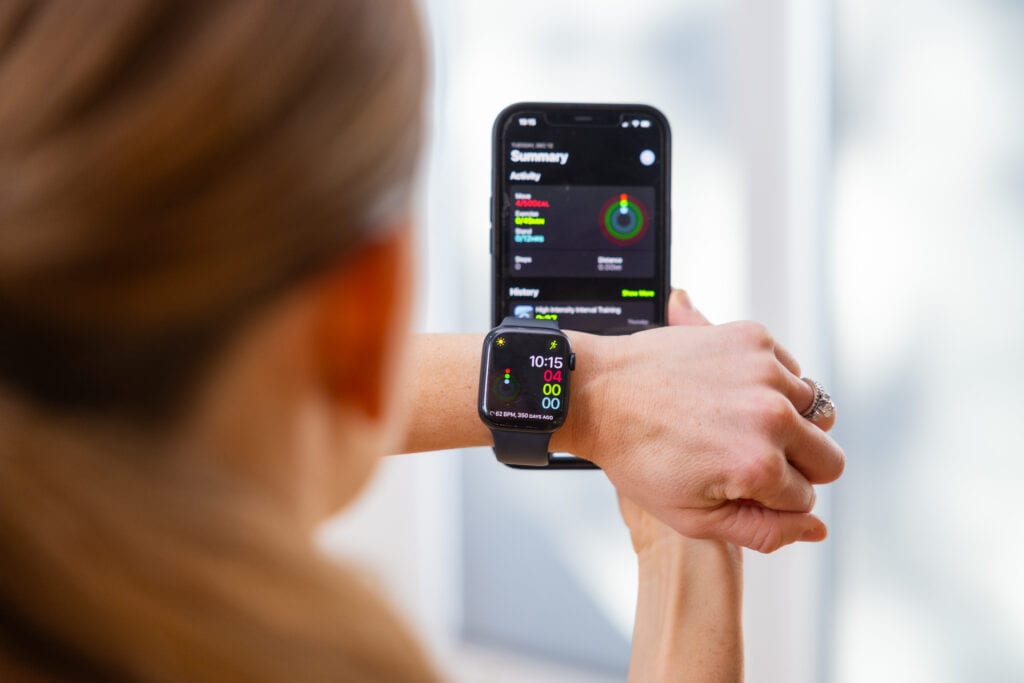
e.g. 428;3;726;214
491;103;670;335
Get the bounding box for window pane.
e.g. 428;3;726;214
831;1;1024;680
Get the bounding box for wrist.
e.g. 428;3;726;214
631;538;745;683
637;537;744;579
549;330;608;460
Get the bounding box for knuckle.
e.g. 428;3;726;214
754;524;784;554
827;445;847;482
740;506;783;554
806;485;818;511
753;393;794;436
806;440;846;485
738;450;786;495
734;320;774;350
751;353;784;388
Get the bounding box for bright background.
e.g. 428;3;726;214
319;1;1024;681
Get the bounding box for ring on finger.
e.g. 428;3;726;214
800;377;835;422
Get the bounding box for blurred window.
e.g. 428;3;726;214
829;1;1024;680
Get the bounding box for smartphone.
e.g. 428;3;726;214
491;102;671;469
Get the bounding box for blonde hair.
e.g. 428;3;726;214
0;1;437;680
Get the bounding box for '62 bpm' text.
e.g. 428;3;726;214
489;410;555;421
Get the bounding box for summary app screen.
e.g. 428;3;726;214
497;112;666;334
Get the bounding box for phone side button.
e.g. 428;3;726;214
489;227;493;254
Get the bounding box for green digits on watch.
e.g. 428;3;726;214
478;317;575;467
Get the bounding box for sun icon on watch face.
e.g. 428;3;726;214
495;336;506;347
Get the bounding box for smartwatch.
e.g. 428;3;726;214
478;317;575;467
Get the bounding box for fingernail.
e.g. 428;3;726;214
801;526;827;542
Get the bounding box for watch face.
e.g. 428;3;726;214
479;328;571;431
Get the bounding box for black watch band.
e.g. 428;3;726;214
490;316;560;467
492;430;553;467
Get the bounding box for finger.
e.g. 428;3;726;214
775;363;817;415
735;453;818;513
705;502;828;554
772;366;837;433
667;288;710;327
773;341;802;377
784;417;846;484
813;407;837;432
794;377;838;433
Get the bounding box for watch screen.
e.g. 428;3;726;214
480;328;571;431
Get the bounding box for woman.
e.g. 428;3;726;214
0;1;841;680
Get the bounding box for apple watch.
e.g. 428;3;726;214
478;317;575;467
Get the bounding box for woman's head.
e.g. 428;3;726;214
0;1;437;680
0;0;424;419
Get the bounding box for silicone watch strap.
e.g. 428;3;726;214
491;316;560;467
492;430;553;467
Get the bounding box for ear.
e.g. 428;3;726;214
313;226;412;421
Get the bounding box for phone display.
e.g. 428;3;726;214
491;103;670;335
490;103;671;468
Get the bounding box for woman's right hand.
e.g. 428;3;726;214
559;291;844;553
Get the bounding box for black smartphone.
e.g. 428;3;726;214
491;102;671;469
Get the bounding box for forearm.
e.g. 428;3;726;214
393;332;603;456
395;334;490;454
629;540;744;683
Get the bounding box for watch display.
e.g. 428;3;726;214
479;327;571;431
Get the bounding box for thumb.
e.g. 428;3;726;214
706;502;828;553
668;288;711;327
